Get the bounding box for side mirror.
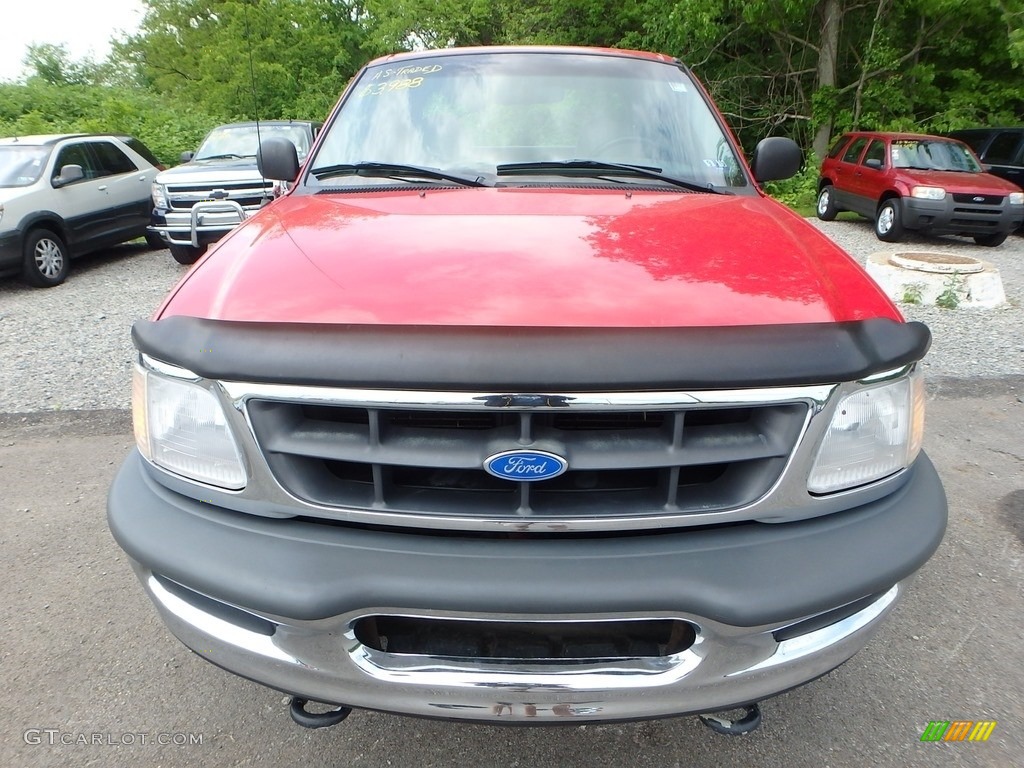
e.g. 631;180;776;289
864;158;883;170
258;136;300;182
180;151;195;163
53;164;84;187
751;137;803;183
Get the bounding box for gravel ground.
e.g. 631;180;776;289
1;222;1022;413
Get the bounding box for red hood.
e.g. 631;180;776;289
158;189;901;326
899;169;1021;193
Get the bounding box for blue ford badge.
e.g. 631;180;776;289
484;450;568;481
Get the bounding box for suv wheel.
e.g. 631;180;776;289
973;232;1007;247
815;185;838;221
145;232;166;250
23;229;70;287
169;244;206;265
875;199;904;242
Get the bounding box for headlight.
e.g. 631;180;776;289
808;373;925;494
1009;192;1024;205
132;363;246;489
151;182;168;209
910;186;946;201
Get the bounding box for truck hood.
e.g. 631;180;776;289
156;160;267;186
160;188;901;326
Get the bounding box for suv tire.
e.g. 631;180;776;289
815;185;838;221
875;199;904;242
145;233;167;250
22;229;70;287
169;244;206;265
973;232;1007;247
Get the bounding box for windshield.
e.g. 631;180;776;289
310;52;748;189
0;145;51;187
890;139;981;172
195;124;314;161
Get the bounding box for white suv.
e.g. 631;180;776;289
0;134;162;287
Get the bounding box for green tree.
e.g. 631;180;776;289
640;0;1023;153
113;0;372;121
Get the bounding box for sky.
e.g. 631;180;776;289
0;0;146;82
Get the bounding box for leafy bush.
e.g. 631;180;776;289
0;82;219;166
762;152;821;213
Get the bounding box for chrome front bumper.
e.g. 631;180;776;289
149;201;250;247
136;562;905;723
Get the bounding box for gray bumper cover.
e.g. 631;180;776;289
107;451;946;722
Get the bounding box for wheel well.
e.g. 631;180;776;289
877;192;901;211
818;178;834;191
23;215;69;247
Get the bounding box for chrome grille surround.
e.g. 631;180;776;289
139;354;916;533
165;180;272;211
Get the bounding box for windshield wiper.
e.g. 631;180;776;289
198;153;249;160
495;160;730;194
312;162;490;187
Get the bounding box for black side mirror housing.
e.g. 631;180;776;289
751;137;803;183
259;137;300;182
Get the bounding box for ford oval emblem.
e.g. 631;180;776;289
484;450;568;482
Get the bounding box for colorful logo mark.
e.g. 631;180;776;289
920;720;997;742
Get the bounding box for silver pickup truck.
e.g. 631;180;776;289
149;120;320;264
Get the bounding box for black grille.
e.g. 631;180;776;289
355;616;696;659
951;193;1003;205
247;399;807;522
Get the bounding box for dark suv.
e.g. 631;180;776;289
946;128;1024;219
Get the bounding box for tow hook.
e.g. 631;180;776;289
698;703;762;735
288;697;353;729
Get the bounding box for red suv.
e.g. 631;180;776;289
817;131;1024;246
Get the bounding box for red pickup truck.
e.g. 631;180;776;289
108;46;947;733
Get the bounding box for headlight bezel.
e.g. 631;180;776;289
807;368;925;496
133;357;248;490
910;186;946;201
151;181;169;210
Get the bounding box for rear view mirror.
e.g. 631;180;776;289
750;137;803;183
52;164;84;187
258;137;300;181
865;158;883;170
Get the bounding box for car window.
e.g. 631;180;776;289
0;145;51;187
52;142;98;181
983;131;1023;165
862;139;886;167
950;132;986;153
827;135;850;159
89;141;139;177
196;124;316;161
890;139;981;172
841;137;868;164
120;136;162;168
311;52;750;189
